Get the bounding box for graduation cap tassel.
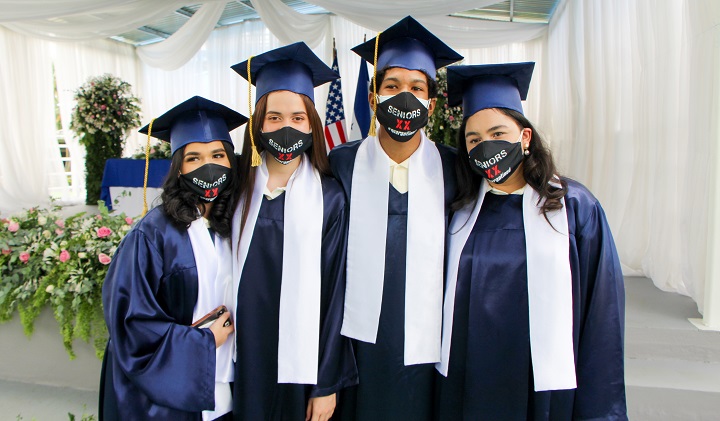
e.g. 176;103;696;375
368;31;382;138
141;118;155;217
247;57;262;167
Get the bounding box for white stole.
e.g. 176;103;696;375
342;132;445;365
436;181;577;391
231;154;323;384
188;217;234;421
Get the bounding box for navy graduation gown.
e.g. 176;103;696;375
436;179;627;421
100;206;216;421
328;139;457;421
232;176;358;420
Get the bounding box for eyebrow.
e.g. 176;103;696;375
266;110;307;116
183;148;225;157
465;125;511;139
382;76;427;86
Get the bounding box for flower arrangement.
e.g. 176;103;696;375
0;202;132;359
70;74;142;205
426;67;464;147
131;139;172;160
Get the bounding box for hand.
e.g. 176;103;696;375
306;393;336;421
209;310;234;348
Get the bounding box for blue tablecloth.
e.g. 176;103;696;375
100;158;171;210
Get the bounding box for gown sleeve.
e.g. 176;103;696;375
102;228;217;412
572;200;628;420
311;193;359;398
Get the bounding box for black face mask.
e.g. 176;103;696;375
375;92;429;142
468;139;524;184
259;126;313;165
179;163;230;202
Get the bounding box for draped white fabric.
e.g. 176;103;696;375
1;0;720;310
136;2;227;71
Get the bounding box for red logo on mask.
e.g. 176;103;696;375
395;119;411;130
485;165;500;179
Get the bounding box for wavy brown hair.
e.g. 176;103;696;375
161;141;238;238
235;92;330;236
453;108;567;222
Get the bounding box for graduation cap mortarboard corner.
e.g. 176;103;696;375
138;95;248;155
137;95;248;215
351;16;463;136
447;62;535;118
231;41;339;104
230;41;338;166
351;16;463;78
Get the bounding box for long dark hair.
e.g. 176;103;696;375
452;108;567;220
160;141;238;238
235;92;330;235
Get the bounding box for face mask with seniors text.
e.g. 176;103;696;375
375;92;430;142
259;126;313;165
179;163;230;202
468;131;525;184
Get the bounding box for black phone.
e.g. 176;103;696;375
191;305;231;329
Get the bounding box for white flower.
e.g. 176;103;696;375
42;230;51;238
77;252;87;259
45;285;54;293
37;216;47;225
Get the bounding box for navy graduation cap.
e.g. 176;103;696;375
231;41;339;104
352;16;463;78
138;96;248;155
447;62;535;118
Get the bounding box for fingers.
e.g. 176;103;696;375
209;311;234;348
305;399;313;421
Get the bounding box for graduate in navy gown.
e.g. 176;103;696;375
229;42;357;421
435;63;628;420
328;17;462;421
100;96;248;421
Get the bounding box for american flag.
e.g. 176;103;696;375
324;50;348;151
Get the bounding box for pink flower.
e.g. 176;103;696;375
97;227;112;238
98;253;112;265
96;215;102;220
449;116;455;121
55;219;65;228
100;105;107;111
59;249;70;263
124;217;133;225
8;222;19;232
55;229;64;235
19;252;30;263
2;249;11;255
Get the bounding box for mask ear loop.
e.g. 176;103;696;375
368;31;382;138
247;56;262;167
141;119;155;217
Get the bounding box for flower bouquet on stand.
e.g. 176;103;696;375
70;74;141;205
426;67;464;147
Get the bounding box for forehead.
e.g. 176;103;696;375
466;108;516;131
183;140;226;153
381;67;429;84
265;90;307;111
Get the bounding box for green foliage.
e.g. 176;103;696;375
131;139;172;160
426;67;464;147
0;202;133;359
70;74;141;205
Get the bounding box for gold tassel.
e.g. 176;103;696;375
368;31;382;137
141;119;155;217
247;57;262;167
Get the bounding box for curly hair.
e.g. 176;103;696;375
160;141;238;238
452;108;567;222
235;92;330;235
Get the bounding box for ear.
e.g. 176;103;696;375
368;92;376;109
427;97;437;117
521;127;533;148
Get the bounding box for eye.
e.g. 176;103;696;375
411;86;425;92
491;131;505;138
266;115;281;121
292;115;305;122
213;152;226;159
382;83;397;90
467;137;481;144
